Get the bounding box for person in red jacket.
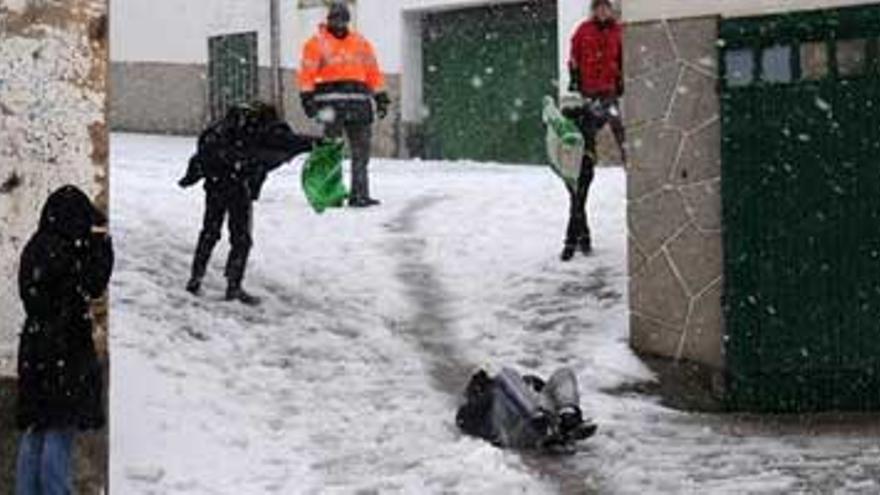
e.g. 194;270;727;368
561;0;625;261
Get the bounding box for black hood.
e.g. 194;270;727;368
39;185;105;240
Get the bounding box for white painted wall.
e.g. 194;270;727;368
111;0;586;72
111;0;590;122
112;0;289;65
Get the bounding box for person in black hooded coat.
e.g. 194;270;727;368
15;185;113;494
178;101;317;305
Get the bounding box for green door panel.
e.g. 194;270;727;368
208;31;259;122
721;5;880;412
422;1;558;164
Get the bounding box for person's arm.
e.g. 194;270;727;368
298;38;321;118
81;229;114;299
362;38;390;119
569;25;583;93
18;238;52;317
362;38;385;94
255;122;318;173
617;31;625;98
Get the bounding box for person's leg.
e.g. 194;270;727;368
39;429;75;495
561;182;582;261
224;189;257;304
541;368;581;411
15;429;43;495
575;111;601;254
187;187;226;293
542;368;596;441
562;152;596;260
346;122;377;206
576;155;596;254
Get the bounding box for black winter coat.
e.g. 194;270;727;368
179;105;318;200
17;186;113;431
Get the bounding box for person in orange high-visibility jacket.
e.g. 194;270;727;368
298;1;390;208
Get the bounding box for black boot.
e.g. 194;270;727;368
185;277;202;295
579;236;593;256
560;244;576;262
226;282;261;306
349;196;381;208
559;407;597;442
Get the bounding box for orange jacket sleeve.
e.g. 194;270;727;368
361;38;385;92
298;37;322;92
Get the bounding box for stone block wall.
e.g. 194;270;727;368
624;17;725;370
0;0;110;375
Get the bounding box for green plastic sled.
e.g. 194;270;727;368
542;95;585;188
301;140;349;213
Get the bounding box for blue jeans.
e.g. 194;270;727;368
15;428;75;495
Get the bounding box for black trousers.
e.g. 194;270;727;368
564;106;606;247
190;185;253;287
325;121;373;201
565;155;596;247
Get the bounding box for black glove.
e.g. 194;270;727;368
374;92;391;120
616;78;625;97
568;65;582;93
300;92;318;119
178;157;204;188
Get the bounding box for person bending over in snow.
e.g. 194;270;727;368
179;101;317;305
16;186;113;494
298;1;391;208
562;0;625;261
456;367;597;452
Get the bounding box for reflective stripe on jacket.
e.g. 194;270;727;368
298;25;385;93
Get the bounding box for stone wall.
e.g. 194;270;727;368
110;62;403;157
623;17;724;370
0;0;110;375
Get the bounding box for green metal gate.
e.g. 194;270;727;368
721;5;880;412
208;31;259;121
422;1;557;164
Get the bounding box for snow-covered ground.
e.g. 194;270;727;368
110;133;880;494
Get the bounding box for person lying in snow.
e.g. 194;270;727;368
179;101;318;305
456;367;597;451
16;186;113;494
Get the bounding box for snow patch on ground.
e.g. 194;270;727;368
111;133;880;494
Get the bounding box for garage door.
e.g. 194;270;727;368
721;5;880;411
422;1;557;164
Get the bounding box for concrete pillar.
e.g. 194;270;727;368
623;16;725;370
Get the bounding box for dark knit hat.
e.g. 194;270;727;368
591;0;612;10
327;2;351;23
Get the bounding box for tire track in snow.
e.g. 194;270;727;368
384;194;476;395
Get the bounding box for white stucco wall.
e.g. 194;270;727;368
1;1;109;376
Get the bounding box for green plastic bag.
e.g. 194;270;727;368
301;140;349;213
542;95;585;188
